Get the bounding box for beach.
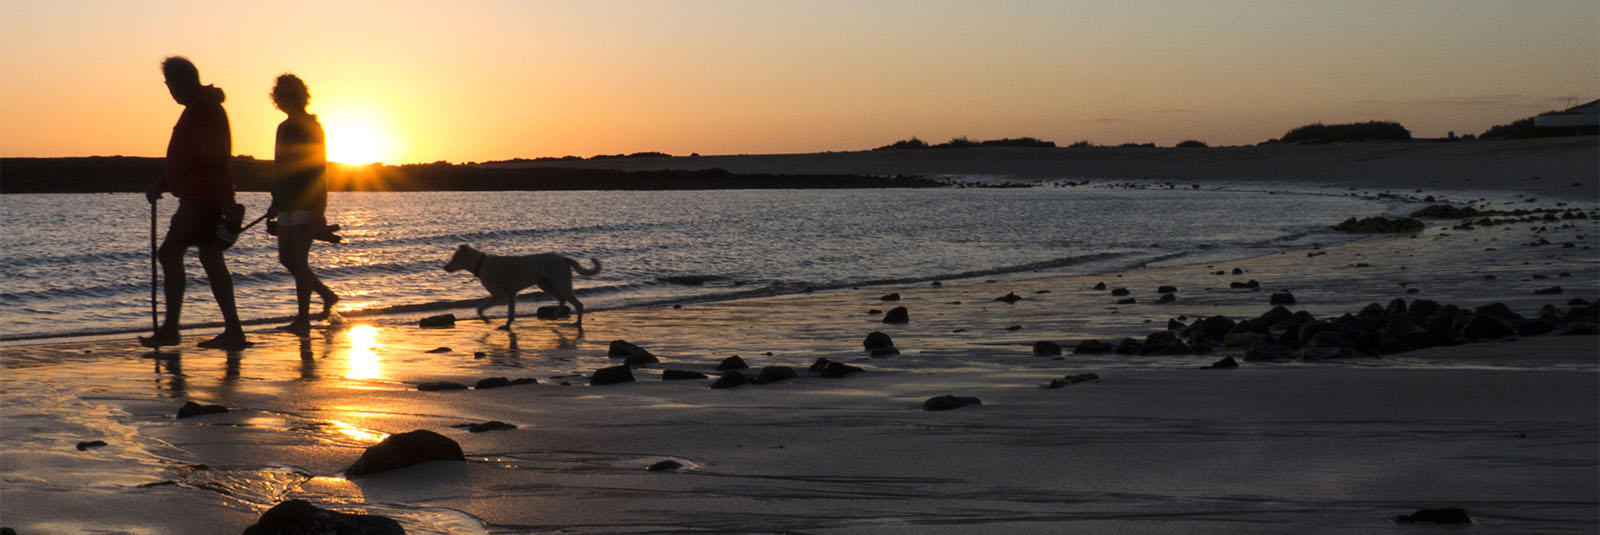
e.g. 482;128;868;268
3;142;1598;534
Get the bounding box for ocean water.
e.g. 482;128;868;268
1;187;1389;340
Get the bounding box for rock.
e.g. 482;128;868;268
76;440;108;451
1113;338;1143;355
466;421;516;433
474;377;511;389
716;355;750;370
1116;297;1137;304
1460;314;1516;340
418;313;456;328
242;499;404;535
870;346;901;357
1194;315;1239;341
1269;291;1296;305
608;340;655;361
1110;287;1131;296
863;331;895;351
510;377;538;385
1044;373;1101;389
1474;302;1523;322
646;460;684;472
818;360;865;378
880;292;901;301
426;347;451;354
1392;507;1471;524
1073;339;1115;354
535;305;571;319
1157;285;1178;293
754;366;798;384
661;369;708;380
344;429;464;478
625;353;660;368
417;381;468;391
1334;216;1424;233
589;365;635;386
710;371;748;389
882;306;909;323
867;309;882;315
1244;343;1295;362
1205;356;1239;369
1140;331;1192;355
1032;341;1063;356
1377;337;1414;355
177;401;229;418
1092;282;1107;290
1157;293;1176;303
1534;286;1564;295
1223;331;1264;349
1232;267;1244;275
995;292;1022;303
922;395;982;411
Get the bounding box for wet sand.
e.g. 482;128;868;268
3;194;1596;533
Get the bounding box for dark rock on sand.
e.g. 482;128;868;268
1392;507;1471;524
1334;216;1424;233
418;313;456;328
923;395;982;411
535;305;571;319
242;499;404;535
646;460;684;472
1113;337;1143;355
754;366;798;384
1232;267;1244;275
1116;297;1137;304
995;292;1022;303
76;440;108;451
1269;291;1296;305
1140;331;1193;355
625;353;660;367
1110;287;1131;296
864;331;895;351
1073;339;1115;354
474;377;511;389
177;401;230;418
1044;373;1101;388
816;360;865;378
1534;285;1564;295
1193;315;1238;341
509;377;538;386
1033;341;1063;356
880;292;901;301
589;365;635;386
466;421;516;433
344;429;464;478
1205;356;1239;369
662;369;709;380
425;347;451;354
1244;343;1295;362
1157;293;1176;303
710;371;749;389
882;306;909;323
1157;285;1178;293
716;355;750;370
417;381;469;391
1093;282;1107;290
608;340;656;362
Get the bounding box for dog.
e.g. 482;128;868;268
443;244;602;329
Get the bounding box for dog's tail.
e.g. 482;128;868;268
569;258;602;276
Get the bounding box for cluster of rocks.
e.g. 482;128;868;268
1333;216;1424;234
1091;283;1180;304
1070;297;1598;361
418;376;537;391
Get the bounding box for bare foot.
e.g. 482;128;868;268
198;331;251;348
277;321;312;336
318;291;340;317
138;327;180;348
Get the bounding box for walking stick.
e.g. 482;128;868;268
150;198;159;336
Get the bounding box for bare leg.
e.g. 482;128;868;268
277;225;316;333
197;244;246;346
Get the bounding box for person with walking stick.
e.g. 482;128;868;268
139;56;248;349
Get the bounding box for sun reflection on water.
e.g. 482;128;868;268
327;418;388;443
344;324;383;380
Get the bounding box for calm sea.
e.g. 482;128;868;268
1;187;1388;340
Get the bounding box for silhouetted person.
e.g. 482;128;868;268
140;56;247;349
267;74;338;334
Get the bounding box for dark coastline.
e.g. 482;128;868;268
0;156;944;193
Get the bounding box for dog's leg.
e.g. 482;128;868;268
570;296;584;327
499;292;516;331
478;291;507;322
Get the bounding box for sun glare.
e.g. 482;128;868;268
322;113;397;165
344;324;383;380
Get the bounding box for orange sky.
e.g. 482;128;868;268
2;1;1596;164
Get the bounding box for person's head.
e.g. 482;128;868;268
161;56;200;105
270;74;310;114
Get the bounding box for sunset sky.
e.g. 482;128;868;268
3;0;1596;164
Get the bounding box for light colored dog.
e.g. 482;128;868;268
443;244;602;329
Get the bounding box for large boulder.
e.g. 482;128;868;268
242;500;404;535
590;365;635;386
344;430;464;478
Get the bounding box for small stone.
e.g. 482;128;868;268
589;365;635;386
1269;291;1296;305
864;331;895;351
1157;293;1176;303
716;355;749;370
867;309;882;315
1392;507;1471;524
1073;340;1115;354
419;314;456;328
1156;285;1178;293
76;440;108;451
474;377;511;389
923;395;982;411
646;460;684;471
710;371;748;389
819;361;865;378
995;292;1022;303
754;366;798;384
426;347;452;354
1232;268;1244;275
882;307;909;323
473;351;487;358
1534;286;1563;295
1092;282;1107;290
177;401;230;418
661;369;709;380
1032;341;1062;356
417;381;469;391
509;377;538;385
1116;297;1136;304
1110;287;1131;296
880;292;901;301
466;421;516;433
1206;356;1239;369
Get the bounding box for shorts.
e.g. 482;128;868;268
167;199;226;248
279;210;325;227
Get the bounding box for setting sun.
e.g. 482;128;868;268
322;112;398;165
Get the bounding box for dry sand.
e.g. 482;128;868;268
3;141;1598;533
